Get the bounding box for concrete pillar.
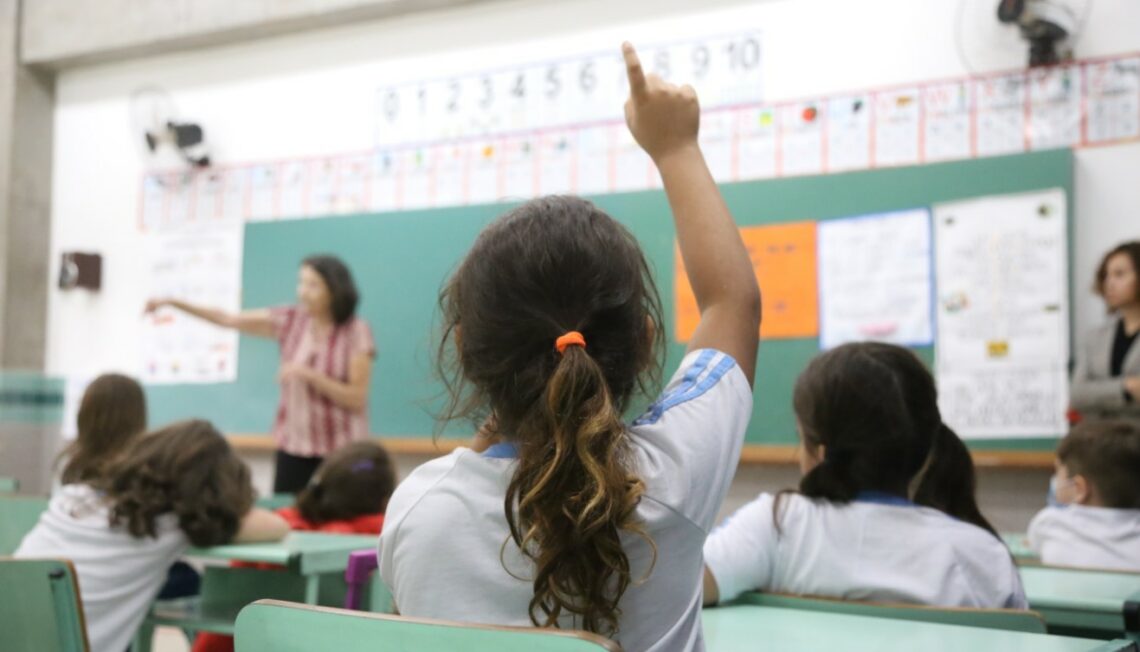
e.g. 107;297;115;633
0;0;53;371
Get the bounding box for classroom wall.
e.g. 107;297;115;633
43;0;1140;530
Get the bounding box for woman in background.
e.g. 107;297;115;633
147;254;376;492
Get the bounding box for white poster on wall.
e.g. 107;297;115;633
817;208;934;350
1086;56;1140;144
141;224;244;384
933;189;1069;438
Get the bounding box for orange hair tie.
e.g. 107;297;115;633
555;331;586;354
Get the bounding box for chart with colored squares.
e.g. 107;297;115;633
137;51;1138;231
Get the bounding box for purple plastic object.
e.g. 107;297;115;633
343;549;379;610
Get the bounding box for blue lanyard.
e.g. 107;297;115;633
854;490;916;507
482;442;519;459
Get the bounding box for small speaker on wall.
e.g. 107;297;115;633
59;252;102;291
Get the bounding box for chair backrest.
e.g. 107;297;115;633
736;592;1048;634
235;600;622;652
0;476;19;493
0;494;48;555
0;558;90;652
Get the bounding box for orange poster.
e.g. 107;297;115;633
675;221;819;341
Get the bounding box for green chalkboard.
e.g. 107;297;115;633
147;149;1073;451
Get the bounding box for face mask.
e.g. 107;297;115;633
1047;475;1074;507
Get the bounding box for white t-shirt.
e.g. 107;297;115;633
379;349;752;652
704;492;1028;609
14;484;189;652
1028;504;1140;571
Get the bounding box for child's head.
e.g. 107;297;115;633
295;441;396;524
98;419;254;547
437;195;664;635
59;373;148;485
791;342;995;534
1053;420;1140;508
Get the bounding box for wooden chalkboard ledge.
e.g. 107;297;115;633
226;435;1055;469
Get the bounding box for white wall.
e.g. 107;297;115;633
45;0;1140;530
46;0;1140;378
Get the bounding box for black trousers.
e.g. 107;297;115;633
273;449;324;494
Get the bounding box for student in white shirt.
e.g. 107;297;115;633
16;420;289;652
379;43;760;652
55;373;147;490
1028;419;1140;571
703;342;1027;610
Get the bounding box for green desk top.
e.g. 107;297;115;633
186;532;376;575
1002;532;1038;562
1020;566;1140;613
701;605;1127;652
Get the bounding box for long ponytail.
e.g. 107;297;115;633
505;344;651;635
434;196;664;636
912;424;998;537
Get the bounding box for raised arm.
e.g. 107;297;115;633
146;298;276;339
622;42;760;386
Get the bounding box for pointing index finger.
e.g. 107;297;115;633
622;42;647;100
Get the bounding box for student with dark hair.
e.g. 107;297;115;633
16;420;289;651
379;43;760;650
146;254;376;492
1028;419;1140;570
191;440;396;652
57;373;148;486
1071;241;1140;422
703;342;1026;609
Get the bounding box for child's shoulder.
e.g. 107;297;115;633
383;448;490;520
632;348;751;430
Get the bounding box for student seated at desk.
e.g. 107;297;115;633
1028;419;1140;571
55;373;147;489
14;420;289;652
192;439;395;652
703;343;1027;610
380;43;759;652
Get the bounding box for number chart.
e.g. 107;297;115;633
139;52;1140;232
374;32;763;147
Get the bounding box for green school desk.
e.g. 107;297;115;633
1003;532;1039;562
135;532;377;651
186;531;376;603
1019;565;1140;640
701;605;1136;652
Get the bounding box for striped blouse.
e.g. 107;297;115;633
270;305;375;457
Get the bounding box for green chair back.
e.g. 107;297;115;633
0;558;89;651
235;599;621;652
736;592;1048;634
0;495;48;555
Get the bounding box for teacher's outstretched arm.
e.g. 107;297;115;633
145;298;275;339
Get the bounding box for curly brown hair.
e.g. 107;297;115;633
437;196;663;635
58;373;147;485
96;419;254;547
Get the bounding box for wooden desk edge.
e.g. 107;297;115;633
227;435;1056;469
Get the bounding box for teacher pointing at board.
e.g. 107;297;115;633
1071;241;1140;423
145;255;376;493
